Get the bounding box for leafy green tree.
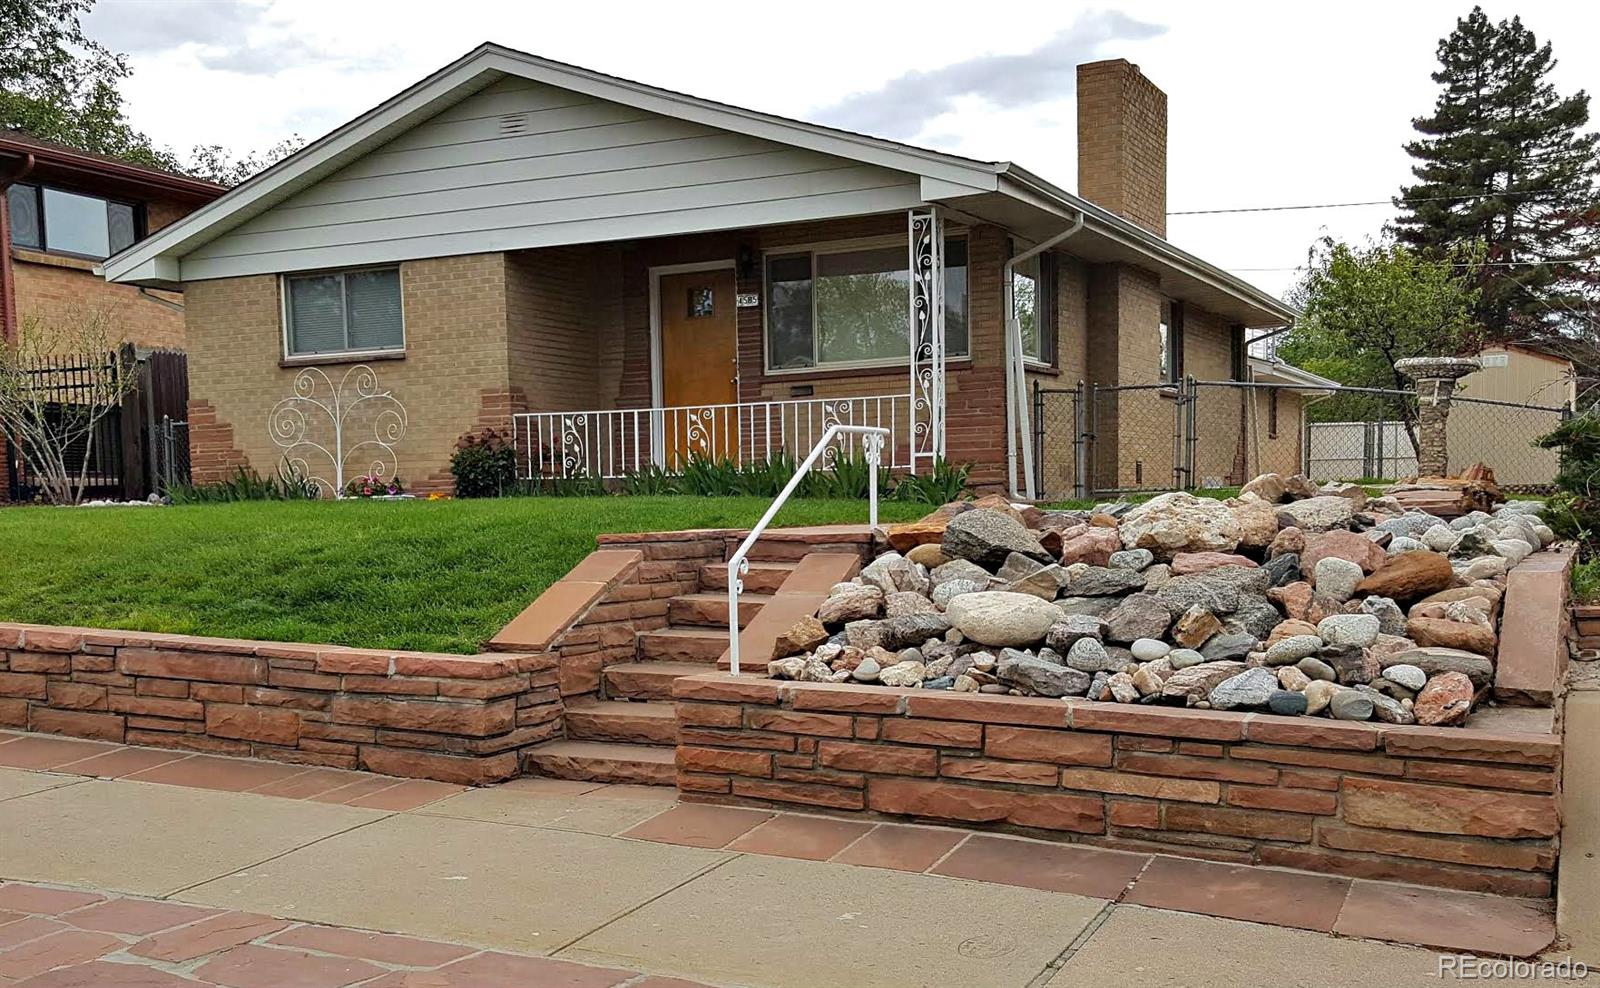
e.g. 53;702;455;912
1393;6;1600;337
0;0;177;169
1279;237;1483;429
184;135;309;187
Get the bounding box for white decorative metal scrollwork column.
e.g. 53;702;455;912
268;365;407;497
907;207;946;474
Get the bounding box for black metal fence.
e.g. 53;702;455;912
1034;378;1570;500
4;346;189;503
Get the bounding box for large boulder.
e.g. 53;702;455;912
1277;495;1356;533
1355;551;1454;602
1171;552;1258;576
1117;492;1242;558
1414;671;1475;726
885;501;968;551
1241;472;1288;503
1406;617;1497;657
945;591;1059;648
1068;567;1147;597
817;584;883;625
1301;530;1387;577
1230;499;1282;550
1160;660;1246;704
1104;593;1173;643
1388;646;1495;687
996;649;1090;697
1059;528;1123;567
942;509;1050;570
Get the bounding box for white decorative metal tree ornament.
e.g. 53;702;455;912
907;207;946;473
269;365;407;497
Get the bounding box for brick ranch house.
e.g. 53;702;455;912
101;45;1329;497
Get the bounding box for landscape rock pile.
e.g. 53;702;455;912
766;479;1554;727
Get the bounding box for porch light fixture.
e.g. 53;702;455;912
736;244;756;281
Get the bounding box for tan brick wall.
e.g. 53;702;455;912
505;245;624;412
14;252;187;351
183;254;513;492
1077;60;1167;237
13;194;202;352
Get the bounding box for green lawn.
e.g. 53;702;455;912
0;497;928;654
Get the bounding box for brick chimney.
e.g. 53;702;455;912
1077;59;1167;238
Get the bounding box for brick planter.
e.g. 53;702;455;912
0;624;559;785
673;675;1559;896
1571;603;1600;661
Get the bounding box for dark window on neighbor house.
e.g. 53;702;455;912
5;182;141;259
1160;300;1184;382
1012;249;1057;365
285;268;404;357
1269;388;1280;438
1230;326;1249;381
764;237;968;370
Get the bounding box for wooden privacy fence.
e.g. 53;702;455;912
4;346;190;503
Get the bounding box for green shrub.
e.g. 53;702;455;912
167;462;320;504
893;458;971;504
621;464;681;496
1573;558;1600;604
450;428;517;498
1537;413;1600;551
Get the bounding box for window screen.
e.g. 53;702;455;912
286;269;403;357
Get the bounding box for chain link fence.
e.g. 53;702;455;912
152;416;190;494
1035;379;1569;500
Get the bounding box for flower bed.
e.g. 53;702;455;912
765;481;1560;726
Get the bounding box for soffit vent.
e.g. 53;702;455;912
498;113;529;137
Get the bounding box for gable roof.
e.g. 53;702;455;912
100;43;1295;326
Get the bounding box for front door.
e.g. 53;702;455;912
659;268;738;466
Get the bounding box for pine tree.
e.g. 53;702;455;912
1393;6;1600;340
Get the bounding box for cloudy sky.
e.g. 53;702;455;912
86;0;1600;298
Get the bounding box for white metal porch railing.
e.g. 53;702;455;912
726;424;888;676
513;394;910;481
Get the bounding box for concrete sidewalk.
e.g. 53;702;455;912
0;734;1561;987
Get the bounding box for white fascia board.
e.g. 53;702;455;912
1251;357;1338;390
920;175;998;201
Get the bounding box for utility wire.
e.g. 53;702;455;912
1170;187;1586;216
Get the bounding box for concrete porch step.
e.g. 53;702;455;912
636;627;730;664
564;697;679;745
521;740;675;786
666;592;770;629
699;561;796;594
603;661;708;700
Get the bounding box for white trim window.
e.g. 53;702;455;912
283;267;405;358
765;236;968;372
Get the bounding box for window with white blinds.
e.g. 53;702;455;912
284;268;404;357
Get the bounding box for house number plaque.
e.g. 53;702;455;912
736;292;760;308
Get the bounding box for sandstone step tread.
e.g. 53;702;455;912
603;661;709;700
522;739;675;786
667;592;772;629
700;562;796;593
565;697;679;745
636;626;732;663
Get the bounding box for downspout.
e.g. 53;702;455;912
0;152;37;346
1004;208;1084;500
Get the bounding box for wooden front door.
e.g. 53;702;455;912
659;268;738;466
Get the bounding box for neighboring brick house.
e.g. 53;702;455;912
104;45;1327;496
0;131;226;502
0;131;226;350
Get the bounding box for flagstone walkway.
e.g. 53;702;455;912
0;730;1565;987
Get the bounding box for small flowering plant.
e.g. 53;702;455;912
343;473;405;498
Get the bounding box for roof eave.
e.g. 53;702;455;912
995;164;1300;327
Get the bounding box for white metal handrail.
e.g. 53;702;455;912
725;424;888;676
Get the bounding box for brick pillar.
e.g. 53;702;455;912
1395;357;1481;479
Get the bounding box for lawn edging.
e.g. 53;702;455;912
0;624;559;785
